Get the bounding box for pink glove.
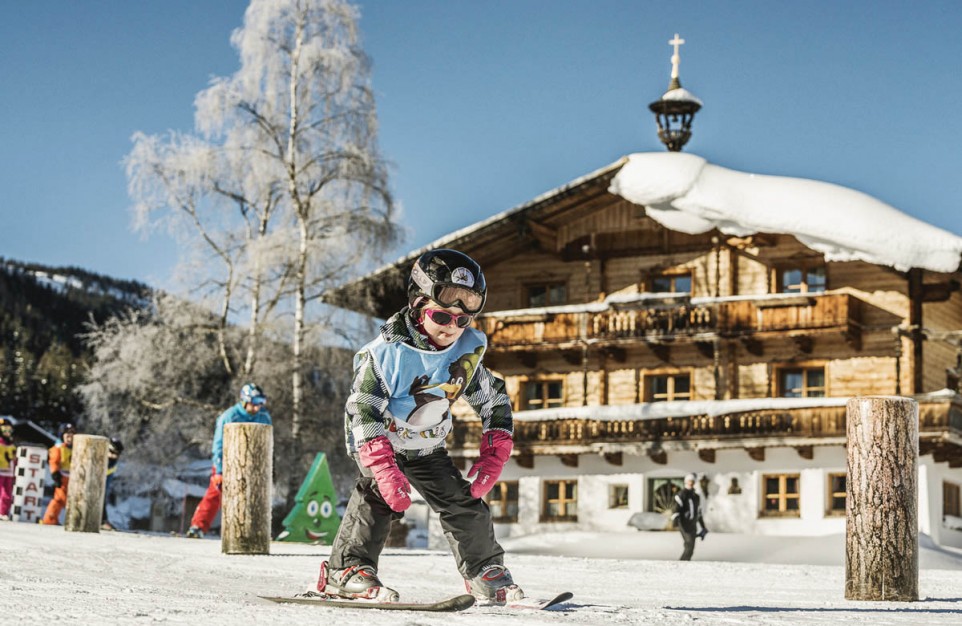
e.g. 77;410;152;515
358;436;411;512
467;430;513;499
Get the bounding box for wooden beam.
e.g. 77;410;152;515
697;448;716;464
747;447;765;462
648;448;668;465
603;452;623;466
695;341;715;359
560;454;579;467
562;350;583;365
792;336;814;354
603;346;627;363
795;445;814;460
516;452;534;469
649;343;671;363
740;337;764;357
518;351;538;369
921;280;960;303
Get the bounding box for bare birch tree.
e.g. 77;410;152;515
119;0;398;507
194;0;398;494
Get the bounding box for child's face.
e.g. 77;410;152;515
420;301;471;347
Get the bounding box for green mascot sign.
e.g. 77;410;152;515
276;452;341;544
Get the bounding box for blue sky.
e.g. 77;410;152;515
2;1;961;287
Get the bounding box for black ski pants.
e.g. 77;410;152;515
679;523;697;561
329;449;504;580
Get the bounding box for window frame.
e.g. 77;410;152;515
520;377;565;411
541;479;578;522
643;370;693;403
524;281;568;308
774;262;827;294
775;364;827;398
944;481;961;519
646;270;693;294
608;483;629;509
827;472;846;516
761;472;801;517
485;480;519;523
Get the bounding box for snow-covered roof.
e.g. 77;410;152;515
608;152;962;273
660;87;703;106
513;389;959;423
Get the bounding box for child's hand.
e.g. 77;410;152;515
359;436;411;512
467;431;513;499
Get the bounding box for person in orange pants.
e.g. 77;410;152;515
42;423;76;525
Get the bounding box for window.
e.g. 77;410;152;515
762;473;801;517
645;373;691;402
944;481;961;519
778;367;825;398
827;473;846;515
486;481;519;523
527;283;567;307
542;480;577;521
647;477;683;514
522;379;564;410
650;273;692;294
608;484;629;509
777;265;826;293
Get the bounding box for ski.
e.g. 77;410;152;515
504;591;574;610
259;592;476;612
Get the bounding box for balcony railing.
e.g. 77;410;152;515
450;395;962;454
477;292;860;348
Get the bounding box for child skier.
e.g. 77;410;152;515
0;418;16;520
186;384;272;538
317;248;520;603
42;423;76;525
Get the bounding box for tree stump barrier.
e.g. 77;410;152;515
221;422;273;555
65;434;109;533
845;396;918;601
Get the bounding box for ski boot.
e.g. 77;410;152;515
465;564;524;603
185;526;204;539
317;561;399;602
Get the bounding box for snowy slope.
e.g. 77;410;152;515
5;522;962;625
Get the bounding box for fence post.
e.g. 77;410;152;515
845;396;918;601
221;422;273;554
65;435;109;533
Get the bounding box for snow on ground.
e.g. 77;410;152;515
5;522;962;625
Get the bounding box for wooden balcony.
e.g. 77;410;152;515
477;292;861;349
450;395;962;465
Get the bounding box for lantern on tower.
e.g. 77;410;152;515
648;33;703;152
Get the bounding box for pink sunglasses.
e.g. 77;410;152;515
423;308;474;328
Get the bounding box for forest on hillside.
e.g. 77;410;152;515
0;259;151;432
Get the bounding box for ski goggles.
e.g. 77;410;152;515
430;284;485;314
423;308;475;328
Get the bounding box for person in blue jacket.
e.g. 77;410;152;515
186;384;272;538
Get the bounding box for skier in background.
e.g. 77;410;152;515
672;473;709;561
101;437;124;530
41;423;76;525
0;418;16;520
316;249;521;603
186;384;272;538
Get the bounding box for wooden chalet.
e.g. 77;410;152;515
326;154;962;547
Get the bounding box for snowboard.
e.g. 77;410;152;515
259;592;476;612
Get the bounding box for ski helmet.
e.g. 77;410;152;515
407;249;487;314
240;383;267;406
59;422;77;437
109;437;125;455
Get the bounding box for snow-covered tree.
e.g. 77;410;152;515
120;0;399;502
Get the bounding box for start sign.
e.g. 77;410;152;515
12;446;47;523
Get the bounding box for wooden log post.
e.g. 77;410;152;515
845;396;918;601
64;435;109;533
221;422;273;555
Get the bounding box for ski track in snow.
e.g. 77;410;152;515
5;522;962;625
